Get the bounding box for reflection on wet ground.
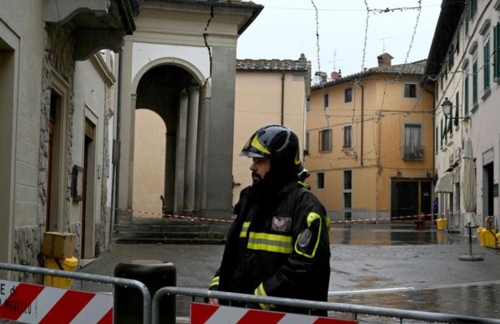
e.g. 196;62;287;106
330;223;459;245
327;283;500;323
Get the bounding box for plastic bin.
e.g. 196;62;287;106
477;228;486;247
436;218;447;230
484;229;498;248
45;256;78;288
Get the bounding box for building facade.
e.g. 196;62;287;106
426;0;500;233
232;56;311;206
118;0;262;222
306;55;435;222
0;0;137;277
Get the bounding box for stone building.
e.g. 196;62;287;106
0;0;138;278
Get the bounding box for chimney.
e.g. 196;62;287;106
377;53;394;67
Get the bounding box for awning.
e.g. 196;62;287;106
435;172;453;193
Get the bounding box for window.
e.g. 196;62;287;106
448;52;454;71
466;0;477;22
454;91;459;127
484;37;491;91
403;124;423;159
343;126;352;148
319;129;332;152
494;23;500;80
306;99;311;112
323;93;329;108
343;193;352;208
472;59;478;106
317;172;324;189
304;132;310;155
404;84;417;98
344;88;352;103
344;170;352;190
343;170;352;219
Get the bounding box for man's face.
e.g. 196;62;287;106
250;157;271;184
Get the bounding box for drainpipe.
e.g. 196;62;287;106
281;73;285;125
360;84;364;166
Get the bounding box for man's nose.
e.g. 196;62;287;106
250;162;257;171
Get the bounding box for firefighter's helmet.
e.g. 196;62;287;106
240;125;306;177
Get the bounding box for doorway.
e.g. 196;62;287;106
483;162;494;219
82;118;97;259
391;180;432;220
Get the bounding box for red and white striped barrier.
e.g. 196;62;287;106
191;302;358;324
0;280;112;324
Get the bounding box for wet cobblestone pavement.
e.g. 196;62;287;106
73;223;500;323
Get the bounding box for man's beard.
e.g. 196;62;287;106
251;171;263;185
249;168;290;204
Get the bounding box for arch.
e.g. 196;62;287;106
131;57;211;98
133;109;167;215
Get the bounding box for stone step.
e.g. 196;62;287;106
113;223;211;233
112;231;224;239
112;218;228;244
112;235;226;245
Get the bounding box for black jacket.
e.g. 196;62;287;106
210;181;331;315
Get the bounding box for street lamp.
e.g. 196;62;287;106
441;97;469;120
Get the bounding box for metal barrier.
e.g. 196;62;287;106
152;287;500;324
3;261;500;324
0;262;152;324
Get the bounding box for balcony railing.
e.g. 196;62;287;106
402;145;425;160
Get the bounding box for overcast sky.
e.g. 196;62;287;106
237;0;442;78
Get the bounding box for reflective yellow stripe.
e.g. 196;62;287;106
298;181;311;190
295;212;322;259
307;212;321;226
209;276;219;288
294;148;301;165
239;222;250;238
251;135;271;155
247;232;293;254
254;283;275;310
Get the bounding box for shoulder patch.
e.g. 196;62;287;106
271;216;292;232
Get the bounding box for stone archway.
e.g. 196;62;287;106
134;64;204;216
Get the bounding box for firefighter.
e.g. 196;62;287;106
209;125;331;315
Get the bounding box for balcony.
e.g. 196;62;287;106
44;0;141;60
402;145;425;160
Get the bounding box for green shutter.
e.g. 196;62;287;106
466;2;472;21
484;40;490;90
440;119;443;147
472;61;478;105
494;23;500;80
448;112;452;134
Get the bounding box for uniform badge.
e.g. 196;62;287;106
271;216;291;232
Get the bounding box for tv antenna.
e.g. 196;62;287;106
327;50;343;71
379;37;394;53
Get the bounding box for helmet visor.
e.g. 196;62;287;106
240;150;266;158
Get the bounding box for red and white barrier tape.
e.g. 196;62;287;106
115;208;451;225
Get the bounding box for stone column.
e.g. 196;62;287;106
165;131;176;214
194;90;206;213
175;90;188;213
184;86;200;213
